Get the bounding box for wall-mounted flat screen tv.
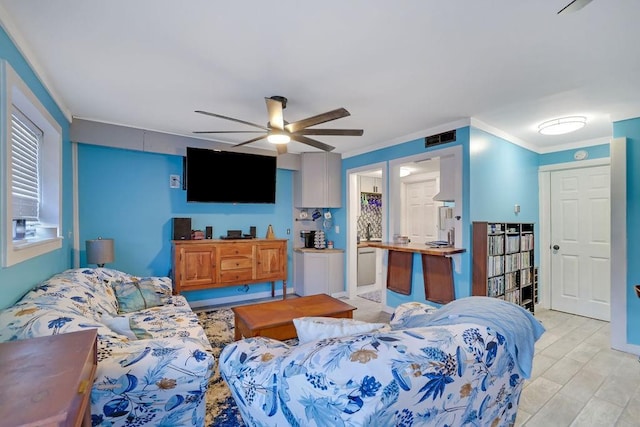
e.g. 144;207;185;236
185;147;277;203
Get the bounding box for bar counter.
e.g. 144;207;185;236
362;241;466;304
364;241;466;256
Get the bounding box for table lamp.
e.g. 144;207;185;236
86;237;114;268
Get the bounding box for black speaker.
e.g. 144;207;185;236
249;226;256;238
172;217;191;240
205;226;213;239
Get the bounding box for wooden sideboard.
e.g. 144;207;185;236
172;238;288;297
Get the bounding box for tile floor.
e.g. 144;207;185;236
345;296;640;427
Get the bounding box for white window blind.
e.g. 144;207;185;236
11;107;41;220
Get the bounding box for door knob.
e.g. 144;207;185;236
552;244;560;250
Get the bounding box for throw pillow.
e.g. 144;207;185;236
111;279;164;314
293;316;387;344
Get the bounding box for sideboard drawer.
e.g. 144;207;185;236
219;245;253;257
219;268;253;283
220;257;253;270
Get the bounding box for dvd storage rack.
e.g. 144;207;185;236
472;222;535;314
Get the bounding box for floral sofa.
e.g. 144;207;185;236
0;268;214;427
219;296;545;427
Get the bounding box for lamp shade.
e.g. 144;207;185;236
86;237;114;267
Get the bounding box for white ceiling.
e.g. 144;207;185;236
1;0;639;157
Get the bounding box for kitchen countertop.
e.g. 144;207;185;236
362;241;466;256
357;239;382;248
294;247;345;253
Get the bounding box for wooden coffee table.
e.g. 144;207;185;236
232;294;357;340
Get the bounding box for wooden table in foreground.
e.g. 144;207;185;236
231;294;357;340
365;242;466;304
0;329;98;427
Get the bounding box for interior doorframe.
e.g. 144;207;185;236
538;157;610;311
346;162;387;302
389;145;463;265
610;137;637;354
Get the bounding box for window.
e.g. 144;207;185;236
2;60;62;267
11;107;42;239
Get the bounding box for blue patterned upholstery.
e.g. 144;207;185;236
0;268;214;427
219;299;544;427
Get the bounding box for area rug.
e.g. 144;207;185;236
358;289;381;303
197;308;246;427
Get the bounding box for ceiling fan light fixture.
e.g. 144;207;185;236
538;116;586;135
267;132;291;144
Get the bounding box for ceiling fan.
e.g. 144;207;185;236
194;96;363;154
557;0;593;14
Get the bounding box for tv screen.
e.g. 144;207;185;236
185;147;277;203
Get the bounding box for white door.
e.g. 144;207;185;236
550;165;611;321
405;179;440;244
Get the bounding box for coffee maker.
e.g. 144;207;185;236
300;230;316;248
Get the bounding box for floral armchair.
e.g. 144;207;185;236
219;297;545;427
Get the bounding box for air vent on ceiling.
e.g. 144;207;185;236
425;130;456;148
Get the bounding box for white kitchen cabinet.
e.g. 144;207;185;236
294;250;344;296
360;176;381;193
294;152;342;208
433;155;456;202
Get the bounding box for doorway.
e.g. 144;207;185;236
346;164;386;303
389;146;462;252
540;158;611;321
346;145;462;306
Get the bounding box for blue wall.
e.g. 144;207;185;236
77;143;295;304
613;118;640;346
539;143;610;166
0;27;73;309
469;128;539;223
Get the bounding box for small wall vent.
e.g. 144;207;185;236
425;130;456;148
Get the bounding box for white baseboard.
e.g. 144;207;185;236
188;288;294;309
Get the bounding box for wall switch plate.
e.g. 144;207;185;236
335;225;340;233
170;174;181;189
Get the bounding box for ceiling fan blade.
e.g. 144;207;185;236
557;0;593;14
265;97;284;130
193;130;264;134
295;129;364;136
195;110;269;131
276;144;288;155
290;134;335;152
233;135;267;147
285;108;351;133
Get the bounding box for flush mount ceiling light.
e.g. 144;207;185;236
267;131;290;144
538;116;586;135
399;166;411;177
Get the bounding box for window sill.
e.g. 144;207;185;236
13;236;63;250
5;236;63;267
